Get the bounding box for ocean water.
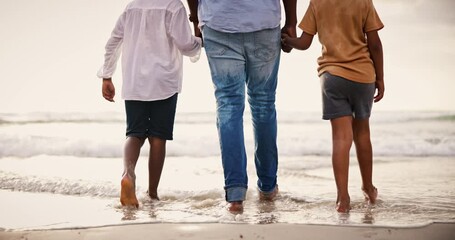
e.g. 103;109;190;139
0;111;454;230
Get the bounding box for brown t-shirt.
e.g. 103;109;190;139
299;0;384;83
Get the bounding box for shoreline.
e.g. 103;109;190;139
1;156;455;230
1;222;454;240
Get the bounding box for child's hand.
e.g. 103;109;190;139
281;32;290;42
190;47;201;63
102;78;115;102
281;26;296;53
374;79;384;103
281;33;291;48
280;32;313;51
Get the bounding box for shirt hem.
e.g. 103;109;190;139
122;91;180;102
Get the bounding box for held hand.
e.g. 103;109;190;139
281;32;290;46
281;25;296;53
192;22;203;46
188;14;201;37
193;22;202;38
102;78;115;102
374;80;384;103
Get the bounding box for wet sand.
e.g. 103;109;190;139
1;222;454;240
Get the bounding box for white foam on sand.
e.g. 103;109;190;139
0;156;454;230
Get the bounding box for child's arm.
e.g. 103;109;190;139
281;31;314;51
97;14;125;80
366;30;384;102
97;13;125;102
168;6;202;57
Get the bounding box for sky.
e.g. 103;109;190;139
0;0;454;114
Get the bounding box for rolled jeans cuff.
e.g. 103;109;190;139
225;187;247;202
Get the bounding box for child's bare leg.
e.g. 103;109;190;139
353;118;377;204
330;116;353;213
121;136;145;207
147;136;166;200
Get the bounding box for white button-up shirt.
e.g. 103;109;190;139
97;0;202;101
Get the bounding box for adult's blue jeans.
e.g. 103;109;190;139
202;26;281;202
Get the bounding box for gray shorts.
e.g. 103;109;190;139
320;72;375;120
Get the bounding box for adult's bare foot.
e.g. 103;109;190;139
228;201;244;214
147;190;160;201
259;185;279;201
120;176;139;208
362;186;378;204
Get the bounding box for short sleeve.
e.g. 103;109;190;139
364;0;384;32
298;2;317;36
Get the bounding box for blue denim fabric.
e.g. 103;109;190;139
202;26;281;202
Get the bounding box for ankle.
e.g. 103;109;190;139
148;191;159;200
362;185;378;204
259;185;279;201
335;195;351;213
336;190;350;200
337;196;350;203
228;201;244;214
362;185;376;192
122;172;136;181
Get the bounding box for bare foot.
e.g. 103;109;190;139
147;190;160;201
362;186;378;204
259;185;279;201
228;201;244;214
336;196;351;213
336;201;351;213
120;176;139;208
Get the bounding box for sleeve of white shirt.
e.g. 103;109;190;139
97;12;126;79
168;6;202;57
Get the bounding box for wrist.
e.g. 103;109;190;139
188;14;198;23
284;22;297;27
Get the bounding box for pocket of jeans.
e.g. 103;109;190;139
205;42;228;56
253;28;280;61
203;28;229;56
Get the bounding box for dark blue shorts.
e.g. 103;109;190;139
320;72;375;120
124;94;178;140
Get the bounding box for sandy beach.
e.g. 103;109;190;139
1;222;454;240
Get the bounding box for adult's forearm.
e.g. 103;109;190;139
186;0;201;37
187;0;198;19
282;0;297;26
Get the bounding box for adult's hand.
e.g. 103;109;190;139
192;22;202;38
281;25;296;53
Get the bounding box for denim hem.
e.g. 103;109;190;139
225;187;247;202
